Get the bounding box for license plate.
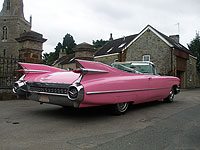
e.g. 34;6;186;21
39;95;49;103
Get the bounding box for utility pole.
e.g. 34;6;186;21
175;23;180;35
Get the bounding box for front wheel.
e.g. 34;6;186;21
111;102;129;115
164;88;175;103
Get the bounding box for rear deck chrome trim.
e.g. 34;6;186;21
28;91;68;97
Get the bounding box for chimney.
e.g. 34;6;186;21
169;35;179;43
109;33;113;41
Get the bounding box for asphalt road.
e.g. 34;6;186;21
0;89;200;150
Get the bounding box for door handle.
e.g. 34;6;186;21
148;77;152;80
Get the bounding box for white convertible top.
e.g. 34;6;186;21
113;61;154;66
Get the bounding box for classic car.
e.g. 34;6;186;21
13;59;180;115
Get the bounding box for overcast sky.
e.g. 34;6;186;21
1;0;200;53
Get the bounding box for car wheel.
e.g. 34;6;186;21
111;102;129;115
164;88;175;103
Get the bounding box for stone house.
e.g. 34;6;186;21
0;0;31;57
0;0;46;62
53;42;96;69
95;25;199;88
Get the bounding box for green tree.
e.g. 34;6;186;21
188;32;200;72
92;39;108;49
42;34;76;65
63;34;76;54
55;42;62;53
42;52;58;65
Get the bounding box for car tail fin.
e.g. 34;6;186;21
18;62;66;74
75;59;117;74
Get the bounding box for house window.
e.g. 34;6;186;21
143;55;150;61
3;49;6;56
189;75;192;82
7;0;10;10
189;59;192;65
2;26;8;40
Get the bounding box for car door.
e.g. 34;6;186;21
130;74;150;104
147;75;168;101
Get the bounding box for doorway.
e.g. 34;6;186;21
177;71;185;88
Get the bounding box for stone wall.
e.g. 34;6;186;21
0;16;31;57
19;49;42;63
75;51;94;58
186;56;198;88
125;29;173;75
59;63;77;70
197;73;200;88
94;54;118;65
21;40;43;50
0;89;17;100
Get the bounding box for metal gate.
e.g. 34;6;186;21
0;56;23;89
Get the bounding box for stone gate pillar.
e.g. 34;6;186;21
16;31;47;63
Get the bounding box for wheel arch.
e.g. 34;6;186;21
172;85;180;95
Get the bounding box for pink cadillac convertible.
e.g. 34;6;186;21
13;59;180;115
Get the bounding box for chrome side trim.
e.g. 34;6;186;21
23;69;50;73
86;87;170;95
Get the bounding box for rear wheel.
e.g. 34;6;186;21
111;102;129;115
164;88;175;103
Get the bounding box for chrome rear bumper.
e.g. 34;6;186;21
28;93;80;108
13;81;84;108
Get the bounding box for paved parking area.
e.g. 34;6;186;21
0;88;200;150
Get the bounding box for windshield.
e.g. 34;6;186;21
112;63;155;75
112;64;138;74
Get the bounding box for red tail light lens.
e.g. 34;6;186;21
17;69;25;74
72;69;82;74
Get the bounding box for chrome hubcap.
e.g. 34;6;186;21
117;102;128;112
169;90;174;101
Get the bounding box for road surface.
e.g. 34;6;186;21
0;88;200;150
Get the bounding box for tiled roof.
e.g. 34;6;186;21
94;25;194;57
74;42;96;52
59;55;75;65
94;34;138;56
51;53;75;66
149;25;193;55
